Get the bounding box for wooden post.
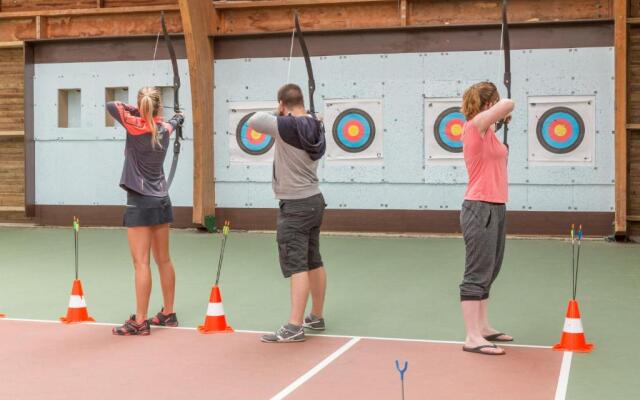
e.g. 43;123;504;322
178;0;216;225
614;0;628;236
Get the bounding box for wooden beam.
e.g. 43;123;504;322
0;131;24;137
0;5;179;19
0;41;24;48
35;16;43;39
614;0;628;235
212;0;392;9
626;123;640;129
399;0;407;27
179;0;215;225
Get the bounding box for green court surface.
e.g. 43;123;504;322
0;226;638;399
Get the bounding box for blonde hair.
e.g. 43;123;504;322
137;87;162;149
461;81;499;120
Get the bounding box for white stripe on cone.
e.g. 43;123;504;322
68;295;87;308
206;302;225;317
562;317;584;334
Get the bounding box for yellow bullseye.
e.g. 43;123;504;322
347;125;360;137
554;125;567;137
249;130;263;140
451;124;463;137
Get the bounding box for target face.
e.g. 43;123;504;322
332;108;376;153
536;107;585;154
236;112;275;156
434;107;466;153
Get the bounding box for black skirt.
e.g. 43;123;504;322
123;191;173;227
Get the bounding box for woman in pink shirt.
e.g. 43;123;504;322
459;82;515;355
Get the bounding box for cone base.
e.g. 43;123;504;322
197;325;234;334
60;315;95;324
553;343;594;353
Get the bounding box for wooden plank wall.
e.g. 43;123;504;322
0;47;24;133
629;24;640;237
0;45;26;216
622;1;640;238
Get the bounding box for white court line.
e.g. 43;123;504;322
554;351;573;400
0;317;551;349
269;336;361;400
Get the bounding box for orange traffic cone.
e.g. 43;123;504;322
553;300;593;352
60;279;95;324
198;285;233;334
0;313;5;318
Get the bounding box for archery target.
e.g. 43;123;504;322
325;100;383;162
424;98;465;163
236;112;274;156
527;96;595;165
434;107;466;153
536;107;584;154
332;108;376;153
228;102;277;164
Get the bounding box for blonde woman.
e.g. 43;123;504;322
459;82;514;355
106;87;184;336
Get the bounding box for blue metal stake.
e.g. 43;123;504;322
395;360;408;400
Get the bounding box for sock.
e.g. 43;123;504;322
286;323;302;332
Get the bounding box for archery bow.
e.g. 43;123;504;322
293;12;316;115
499;0;511;146
161;11;182;189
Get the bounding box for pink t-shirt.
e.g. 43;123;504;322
463;122;508;203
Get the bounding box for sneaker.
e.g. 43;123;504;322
302;314;325;331
261;324;306;343
149;308;178;327
112;315;151;336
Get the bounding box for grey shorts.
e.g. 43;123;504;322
123;191;173;227
277;193;326;278
459;200;507;301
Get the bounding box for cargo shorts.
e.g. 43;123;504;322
276;193;326;278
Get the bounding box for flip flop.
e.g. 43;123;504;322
462;344;506;355
484;333;513;342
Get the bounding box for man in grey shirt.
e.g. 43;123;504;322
248;84;327;343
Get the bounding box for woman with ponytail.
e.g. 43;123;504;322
106;87;184;336
459;82;514;355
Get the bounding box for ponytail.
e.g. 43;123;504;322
461;81;499;120
137;87;161;149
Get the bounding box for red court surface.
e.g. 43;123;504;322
289;338;565;400
0;320;566;399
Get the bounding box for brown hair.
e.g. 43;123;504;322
461;81;499;120
277;84;305;109
137;87;162;149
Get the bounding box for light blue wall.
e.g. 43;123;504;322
34;60;194;206
214;47;614;212
33;47;614;212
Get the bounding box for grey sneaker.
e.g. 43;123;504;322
261;324;306;343
303;314;325;331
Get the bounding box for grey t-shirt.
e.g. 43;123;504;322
248;112;323;200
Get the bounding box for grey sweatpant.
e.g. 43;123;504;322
459;200;507;301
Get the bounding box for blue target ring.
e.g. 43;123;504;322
434;107;466;153
236;112;275;156
332;109;376;153
536;107;585;154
